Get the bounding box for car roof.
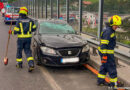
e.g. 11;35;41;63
36;19;68;24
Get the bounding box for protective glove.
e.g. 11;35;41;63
101;55;107;63
8;30;12;34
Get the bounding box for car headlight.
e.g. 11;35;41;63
82;44;89;52
40;46;56;55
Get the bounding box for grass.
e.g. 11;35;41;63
120;40;130;46
82;26;98;36
83;0;99;3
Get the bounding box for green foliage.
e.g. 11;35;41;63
122;17;130;32
82;26;130;46
82;27;98;36
121;40;130;46
84;0;98;3
8;0;17;3
104;0;130;14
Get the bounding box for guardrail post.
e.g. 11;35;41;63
50;0;53;19
38;0;40;18
33;0;35;17
35;0;36;18
66;0;69;23
98;0;104;39
28;0;30;15
27;0;28;14
45;0;47;19
19;0;21;7
57;0;60;19
42;0;44;18
29;0;30;15
32;0;33;16
79;0;82;33
31;0;32;16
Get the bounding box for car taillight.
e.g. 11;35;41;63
5;15;11;18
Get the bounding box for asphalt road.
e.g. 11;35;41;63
0;16;107;90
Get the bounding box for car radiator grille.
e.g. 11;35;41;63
58;48;81;57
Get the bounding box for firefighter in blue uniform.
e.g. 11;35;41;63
97;15;123;88
9;7;36;72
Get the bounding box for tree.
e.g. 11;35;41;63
8;0;17;3
122;17;130;32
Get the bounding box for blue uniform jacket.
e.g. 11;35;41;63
98;26;116;54
12;17;36;38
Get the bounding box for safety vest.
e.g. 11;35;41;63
13;18;36;38
17;22;32;38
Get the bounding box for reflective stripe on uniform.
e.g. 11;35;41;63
12;31;14;35
14;27;20;31
98;47;114;54
101;39;109;44
19;23;24;35
110;33;115;38
29;22;32;32
18;22;32;38
16;58;22;62
27;57;34;62
17;34;32;38
98;73;106;79
32;24;36;29
101;32;103;37
110;77;117;82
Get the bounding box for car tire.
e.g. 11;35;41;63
5;21;8;25
32;41;42;66
34;52;42;66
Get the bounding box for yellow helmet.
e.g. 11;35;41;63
19;7;28;15
108;15;122;26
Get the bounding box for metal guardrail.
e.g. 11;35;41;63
86;38;130;64
82;32;130;48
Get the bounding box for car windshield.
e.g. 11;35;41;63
7;7;19;13
39;22;76;34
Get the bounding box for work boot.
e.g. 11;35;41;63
97;81;110;86
16;62;23;68
28;60;34;72
117;81;124;87
109;81;124;90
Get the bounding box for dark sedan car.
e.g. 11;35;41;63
32;19;90;66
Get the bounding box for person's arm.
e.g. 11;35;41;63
12;21;21;35
31;21;37;32
99;30;112;63
100;30;111;50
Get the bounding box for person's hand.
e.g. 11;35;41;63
8;30;12;34
101;56;107;63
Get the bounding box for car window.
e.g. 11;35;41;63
13;8;19;13
7;8;12;13
39;22;75;34
7;7;19;13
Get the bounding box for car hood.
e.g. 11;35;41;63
38;34;87;48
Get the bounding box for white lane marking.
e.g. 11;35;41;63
40;66;62;90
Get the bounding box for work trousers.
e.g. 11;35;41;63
97;51;117;84
16;38;33;61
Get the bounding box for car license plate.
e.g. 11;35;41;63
61;57;79;64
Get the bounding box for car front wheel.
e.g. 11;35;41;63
32;42;42;66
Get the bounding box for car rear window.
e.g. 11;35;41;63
39;22;75;34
